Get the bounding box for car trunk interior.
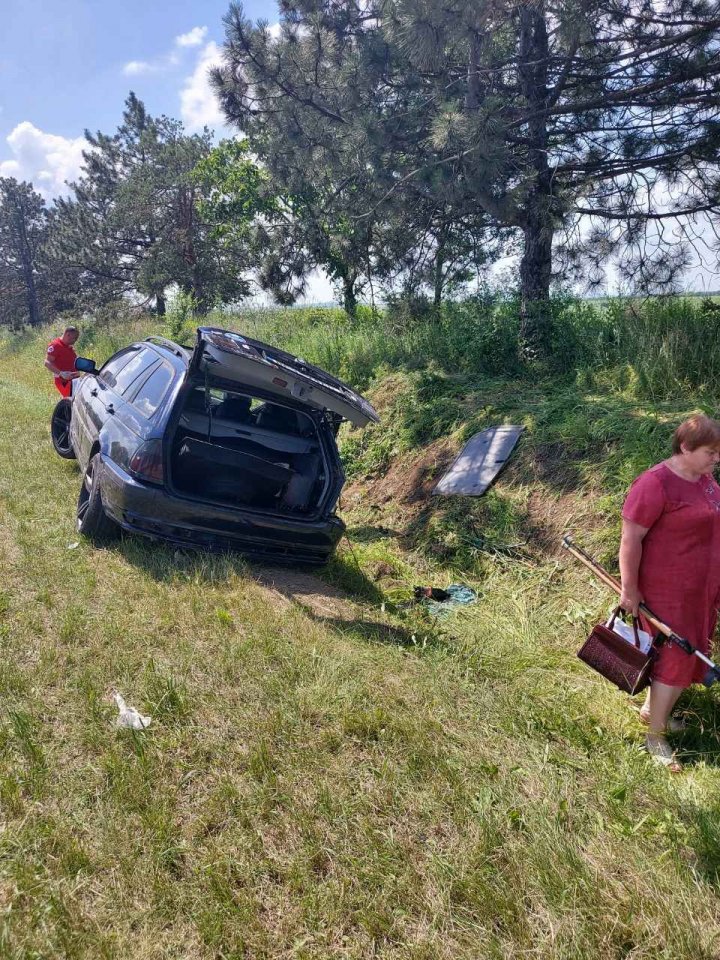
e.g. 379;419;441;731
169;385;328;514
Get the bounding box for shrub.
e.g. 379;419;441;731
164;291;199;345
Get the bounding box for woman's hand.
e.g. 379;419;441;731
620;585;643;616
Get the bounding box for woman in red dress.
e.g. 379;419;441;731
620;414;720;772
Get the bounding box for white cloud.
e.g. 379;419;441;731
176;26;208;48
122;52;181;76
123;59;152;76
179;41;225;133
121;27;208;78
0;122;87;198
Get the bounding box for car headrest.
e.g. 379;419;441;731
215;394;252;421
255;403;304;434
185;389;208;412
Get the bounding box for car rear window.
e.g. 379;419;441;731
112;350;160;398
131;363;175;419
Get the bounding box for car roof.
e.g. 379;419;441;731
141;336;190;365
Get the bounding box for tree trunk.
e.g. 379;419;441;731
465;32;483;111
517;2;554;361
342;273;358;320
433;234;446;309
22;261;41;326
194;293;210;316
519;206;553;360
156;293;166;316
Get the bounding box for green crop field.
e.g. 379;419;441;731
2;315;720;959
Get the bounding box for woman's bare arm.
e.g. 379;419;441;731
619;519;649;614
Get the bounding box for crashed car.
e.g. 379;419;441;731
50;328;379;564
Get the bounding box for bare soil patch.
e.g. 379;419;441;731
345;437;456;515
524;486;602;556
504;443;607;555
254;567;362;621
345;433;606;562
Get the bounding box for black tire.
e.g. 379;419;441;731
77;453;118;541
51;398;76;459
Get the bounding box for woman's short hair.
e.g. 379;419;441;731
672;414;720;454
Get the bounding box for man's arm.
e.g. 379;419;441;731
45;354;78;380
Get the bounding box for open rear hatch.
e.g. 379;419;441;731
188;327;379;427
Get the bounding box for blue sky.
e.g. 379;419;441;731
0;0;336;301
0;0;278;196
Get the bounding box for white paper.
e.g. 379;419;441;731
113;692;152;730
606;616;652;654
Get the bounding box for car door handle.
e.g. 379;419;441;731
106;404;115;415
90;388;98;397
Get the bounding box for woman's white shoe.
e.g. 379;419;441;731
645;733;683;773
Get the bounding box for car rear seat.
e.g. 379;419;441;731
175;437;292;507
281;452;322;511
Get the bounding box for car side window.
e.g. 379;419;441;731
112;349;160;398
131;364;175;419
98;348;138;388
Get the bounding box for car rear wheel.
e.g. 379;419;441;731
77;453;118;541
51;398;76;459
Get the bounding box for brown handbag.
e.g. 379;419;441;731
577;607;656;695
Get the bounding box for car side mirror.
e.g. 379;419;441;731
75;357;97;373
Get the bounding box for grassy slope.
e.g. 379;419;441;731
1;325;720;959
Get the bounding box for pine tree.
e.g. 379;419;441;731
215;0;720;356
51;94;263;315
212;6;496;315
51;94;170;310
0;178;48;327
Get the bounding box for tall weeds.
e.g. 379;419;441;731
217;294;720;400
603;297;720;398
23;291;720;402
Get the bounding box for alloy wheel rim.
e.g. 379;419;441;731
77;460;94;528
52;405;72;451
83;460;94;493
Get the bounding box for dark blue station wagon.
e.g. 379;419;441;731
52;328;379;564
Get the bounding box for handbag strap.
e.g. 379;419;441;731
610;606;642;649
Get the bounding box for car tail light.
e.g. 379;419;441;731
129;439;164;484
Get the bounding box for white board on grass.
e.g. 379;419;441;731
432;425;524;497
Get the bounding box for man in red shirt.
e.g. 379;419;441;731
45;326;80;397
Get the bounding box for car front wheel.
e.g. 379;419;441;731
51;398;76;459
77;453;118;541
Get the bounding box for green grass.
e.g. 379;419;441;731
2;322;720;958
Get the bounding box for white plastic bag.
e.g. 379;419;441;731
113;692;152;730
605;613;653;654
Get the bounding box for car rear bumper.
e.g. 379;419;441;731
99;456;344;564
